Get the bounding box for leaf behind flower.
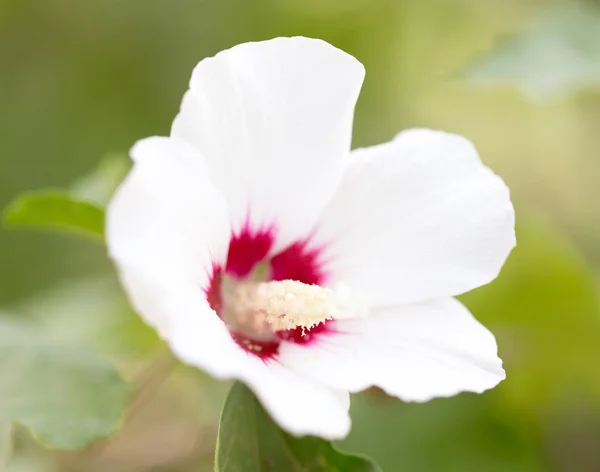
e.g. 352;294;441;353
215;382;381;472
3;190;105;241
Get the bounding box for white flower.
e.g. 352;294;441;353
106;37;515;440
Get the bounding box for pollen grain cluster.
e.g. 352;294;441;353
229;279;336;334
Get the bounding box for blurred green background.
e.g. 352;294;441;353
2;0;600;470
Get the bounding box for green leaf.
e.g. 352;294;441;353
0;423;12;470
3;190;105;241
0;317;131;450
215;382;381;472
464;7;600;99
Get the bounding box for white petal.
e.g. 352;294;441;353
168;298;351;439
171;37;365;252
106;136;230;338
311;129;515;305
279;298;505;402
106;137;349;438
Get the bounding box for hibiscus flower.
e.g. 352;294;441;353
106;37;515;439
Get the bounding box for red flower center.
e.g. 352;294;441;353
205;223;332;361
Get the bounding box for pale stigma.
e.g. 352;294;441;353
231;279;337;332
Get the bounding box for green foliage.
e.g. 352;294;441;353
3;190;105;241
0;422;12;470
215;382;381;472
0;317;131;450
462;220;600;412
2;453;53;472
339;392;545;472
464;7;600;99
70;153;130;207
17;276;162;359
